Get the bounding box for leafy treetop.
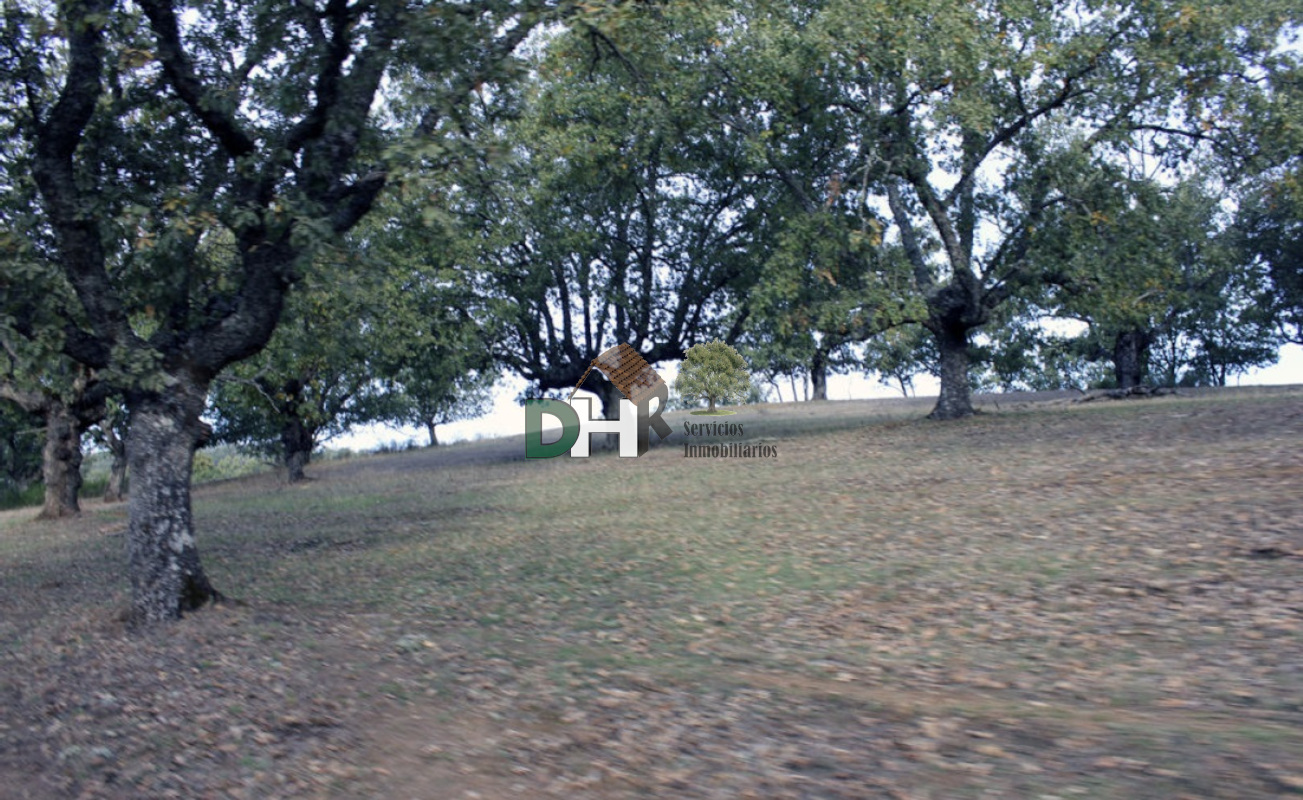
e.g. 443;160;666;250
674;339;751;413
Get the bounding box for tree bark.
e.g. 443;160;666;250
426;421;438;447
103;423;127;502
39;401;84;519
125;381;222;624
1112;329;1151;390
281;415;314;483
810;349;828;401
593;378;623;450
707;395;717;413
4;375;105;516
929;324;975;420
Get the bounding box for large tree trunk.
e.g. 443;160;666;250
426;421;438;447
39;401;83;519
281;415;314;483
125;382;222;625
929;324;975;420
1112;329;1151;390
707;395;717;413
810;349;828;401
102;423;127;502
593;378;624;450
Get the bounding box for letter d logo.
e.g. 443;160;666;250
524;399;580;458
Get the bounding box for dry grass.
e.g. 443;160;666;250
1;387;1301;798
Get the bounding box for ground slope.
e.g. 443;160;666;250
1;387;1300;798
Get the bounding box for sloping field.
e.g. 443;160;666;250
2;387;1301;798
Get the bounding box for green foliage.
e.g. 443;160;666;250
972;320;1111;393
743;211;919;391
862;326;937;397
190;447;268;485
1150;266;1281;387
674;340;751;411
451;4;771;397
0;402;42;497
1238;163;1303;344
209;184;502;460
353;193;498;445
5;0;1296;465
0;482;43;511
704;1;926;385
744;377;769;405
0;121;107;432
1027;173;1280;386
422;0;1298;408
3;0;577;406
207;266;392;461
696;0;1298;413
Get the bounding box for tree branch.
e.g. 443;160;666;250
138;0;257;159
944;53;1104;209
886;181;933;292
0;381;49;414
31;0;135;355
416;4;545;137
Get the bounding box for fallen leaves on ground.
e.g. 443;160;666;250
1;388;1301;798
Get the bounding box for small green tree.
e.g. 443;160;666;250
208;254;400;483
862;325;936;398
675;340;751;413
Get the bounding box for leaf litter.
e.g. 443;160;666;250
1;387;1301;798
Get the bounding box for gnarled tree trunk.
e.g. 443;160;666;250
281;415;314;483
39;401;84;519
810;349;828;401
2;383;101;518
1112;329;1151;390
593;377;624;450
928;323;975;420
125;380;222;625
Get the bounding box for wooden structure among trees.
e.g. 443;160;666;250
569;344;666;407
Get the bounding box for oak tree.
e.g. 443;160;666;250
0;229;107;517
703;0;1296;417
466;10;764;417
4;0;569;623
1239;165;1303;345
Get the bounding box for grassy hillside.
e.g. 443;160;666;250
2;388;1301;798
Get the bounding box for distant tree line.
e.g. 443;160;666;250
1;0;1298;623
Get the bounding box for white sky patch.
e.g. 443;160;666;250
1041;317;1090;338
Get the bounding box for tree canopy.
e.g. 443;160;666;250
1;0;592;623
